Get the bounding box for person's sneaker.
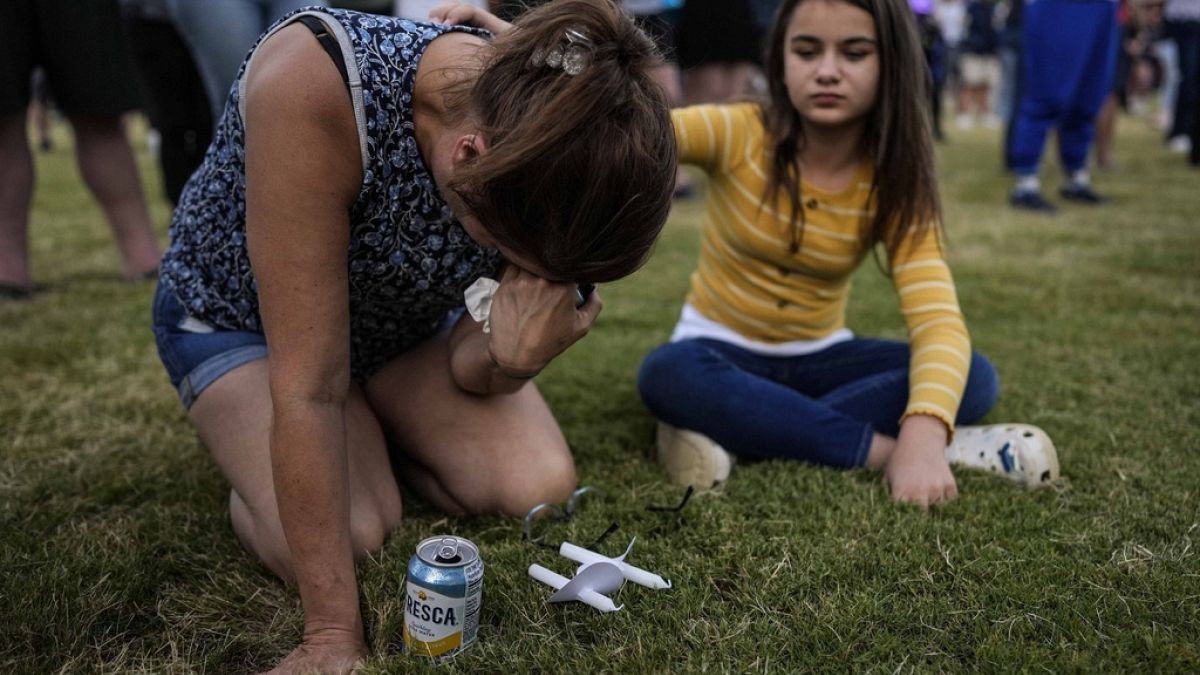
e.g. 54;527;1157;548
655;423;734;490
944;424;1059;487
1059;183;1109;204
1009;189;1057;213
1167;135;1192;154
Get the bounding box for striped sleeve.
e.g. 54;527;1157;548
889;226;971;435
671;105;751;173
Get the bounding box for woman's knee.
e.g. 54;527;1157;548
350;489;403;558
229;486;403;576
497;450;577;517
959;352;1000;424
349;513;391;560
458;446;577;517
229;490;294;581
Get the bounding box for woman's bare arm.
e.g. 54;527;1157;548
447;267;602;395
243;22;366;672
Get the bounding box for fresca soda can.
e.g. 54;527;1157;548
404;535;483;658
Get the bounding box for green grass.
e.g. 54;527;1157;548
2;117;1198;673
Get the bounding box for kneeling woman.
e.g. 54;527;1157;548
152;2;674;670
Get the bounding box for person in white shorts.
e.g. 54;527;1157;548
957;0;1002;129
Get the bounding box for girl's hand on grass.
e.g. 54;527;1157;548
264;628;366;675
884;415;958;508
486;265;601;378
428;2;513;34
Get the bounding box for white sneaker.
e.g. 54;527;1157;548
655;423;734;490
945;424;1059;487
1167;135;1192;154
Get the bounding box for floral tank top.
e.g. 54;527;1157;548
160;7;501;379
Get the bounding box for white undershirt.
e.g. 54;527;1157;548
669;304;854;356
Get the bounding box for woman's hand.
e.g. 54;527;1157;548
486;265;601;377
428;2;513;35
884;414;958;508
263;626;367;675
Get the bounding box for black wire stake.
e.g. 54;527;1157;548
583;521;621;552
646;485;694;513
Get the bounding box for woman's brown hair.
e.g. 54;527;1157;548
449;0;677;283
761;0;942;260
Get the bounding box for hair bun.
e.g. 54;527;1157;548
611;28;657;70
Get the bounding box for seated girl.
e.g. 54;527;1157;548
637;0;1058;503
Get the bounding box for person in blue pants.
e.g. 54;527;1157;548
1008;0;1119;212
167;0;325;123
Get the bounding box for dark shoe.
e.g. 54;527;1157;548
1059;184;1109;204
1009;190;1057;213
0;282;37;300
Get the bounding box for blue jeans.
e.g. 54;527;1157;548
151;279;267;409
167;0;324;120
637;338;999;469
1166;20;1200;142
997;44;1020;127
1156;38;1181;133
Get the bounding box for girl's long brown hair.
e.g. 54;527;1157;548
761;0;942;260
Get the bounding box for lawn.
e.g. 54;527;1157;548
2;116;1198;673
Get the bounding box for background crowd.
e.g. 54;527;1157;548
4;0;1198;294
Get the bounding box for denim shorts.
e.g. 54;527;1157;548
151;280;268;409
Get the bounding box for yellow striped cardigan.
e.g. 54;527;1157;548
673;103;971;433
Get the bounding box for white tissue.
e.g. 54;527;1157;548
464;276;500;333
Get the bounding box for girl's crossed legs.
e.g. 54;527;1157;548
637;337;999;469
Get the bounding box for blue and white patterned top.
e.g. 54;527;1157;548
161;7;501;379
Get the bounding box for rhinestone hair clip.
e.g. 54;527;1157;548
531;27;593;76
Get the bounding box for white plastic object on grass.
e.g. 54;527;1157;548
527;560;625;613
558;538;672;589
